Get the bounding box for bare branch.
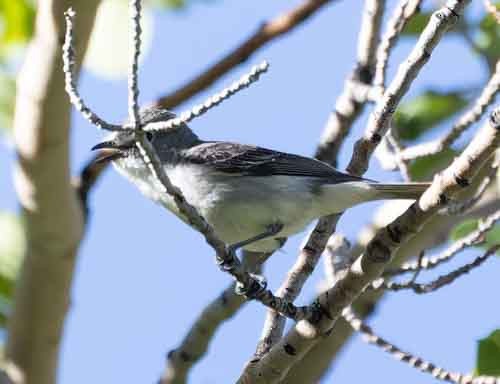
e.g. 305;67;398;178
145;62;269;132
62;9;122;131
154;0;340;109
386;208;500;276
239;102;498;383
161;251;272;384
445;157;499;214
356;0;387;73
315;0;386;165
252;215;340;359
398;60;500;161
283;188;500;383
373;0;423;88
128;0;142;127
343;307;500;384
385;128;412;181
347;0;469;176
372;245;499;293
250;0;469;373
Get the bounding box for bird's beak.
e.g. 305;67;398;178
91;141;123;163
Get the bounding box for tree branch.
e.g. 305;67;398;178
385;208;500;276
373;0;423;88
397;60;500;161
153;0;339;109
5;2;100;383
160;251;272;384
347;0;469;176
283;188;500;383
343;306;500;384
371;245;499;293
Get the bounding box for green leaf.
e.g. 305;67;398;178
0;212;24;282
408;148;456;181
0;212;25;327
475;12;500;61
0;71;16;135
0;0;35;57
477;330;500;376
450;219;479;241
402;12;432;36
149;0;186;9
485;225;500;245
450;218;500;253
394;91;468;141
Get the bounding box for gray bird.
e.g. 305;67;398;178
92;107;429;253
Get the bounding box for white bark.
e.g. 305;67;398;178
6;1;100;383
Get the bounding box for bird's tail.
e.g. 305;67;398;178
368;182;430;200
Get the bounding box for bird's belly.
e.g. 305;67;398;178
197;174;317;252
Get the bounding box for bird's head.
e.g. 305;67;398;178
91;107;199;163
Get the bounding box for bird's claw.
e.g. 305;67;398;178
235;273;267;298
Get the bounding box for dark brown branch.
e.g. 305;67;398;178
153;0;339;109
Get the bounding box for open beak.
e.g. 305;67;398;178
91;141;123;163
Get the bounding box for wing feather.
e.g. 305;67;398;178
182;142;366;183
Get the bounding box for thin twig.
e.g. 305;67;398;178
314;0;386;165
62;9;122;131
385;128;412;181
128;0;142;127
385;209;500;276
347;1;469;176
154;0;339;109
343;307;500;384
373;0;423;88
398;60;500;161
372;245;499;293
446;158;499;214
145;62;269;132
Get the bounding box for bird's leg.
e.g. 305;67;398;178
227;222;284;254
216;222;284;276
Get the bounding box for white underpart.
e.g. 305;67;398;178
113;158;378;252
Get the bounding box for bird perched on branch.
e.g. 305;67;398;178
92;107;429;253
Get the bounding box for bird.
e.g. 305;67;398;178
92;107;430;253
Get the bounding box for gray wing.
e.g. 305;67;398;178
182;142;367;183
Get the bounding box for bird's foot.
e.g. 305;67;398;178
235;273;268;297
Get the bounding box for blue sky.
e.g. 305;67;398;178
1;0;499;383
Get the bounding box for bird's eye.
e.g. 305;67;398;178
145;132;153;141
